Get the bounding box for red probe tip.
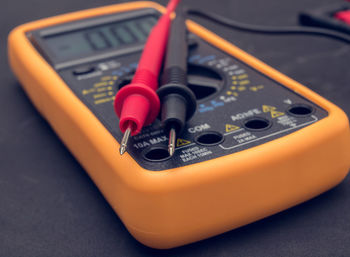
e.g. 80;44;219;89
114;0;180;155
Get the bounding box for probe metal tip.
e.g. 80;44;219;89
168;128;176;156
120;127;132;155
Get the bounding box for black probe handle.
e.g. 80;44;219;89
162;9;188;82
158;6;197;134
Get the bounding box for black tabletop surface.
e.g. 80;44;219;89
1;0;350;256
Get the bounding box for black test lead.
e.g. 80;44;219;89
158;4;197;156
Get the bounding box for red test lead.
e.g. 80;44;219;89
114;0;180;155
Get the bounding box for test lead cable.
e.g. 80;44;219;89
186;8;350;43
114;0;180;155
158;4;197;156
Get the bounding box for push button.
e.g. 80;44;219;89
72;66;96;76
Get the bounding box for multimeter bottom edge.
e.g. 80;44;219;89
121;134;350;249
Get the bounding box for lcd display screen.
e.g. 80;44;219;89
43;16;157;60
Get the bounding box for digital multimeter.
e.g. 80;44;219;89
8;1;350;249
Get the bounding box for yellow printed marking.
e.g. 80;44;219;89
239;80;250;86
97;86;113;93
94;96;115;105
232;81;238;85
233;92;239;97
113;76;118;80
225;124;240;133
250;85;264;92
93;93;107;99
238;74;248;80
232;76;237;80
82;88;96;95
97;87;107;92
94;82;108;87
176;138;191;147
237;86;246;92
101;76;112;81
230;86;236;90
262;105;284;118
226;91;232;95
108;81;114;85
108;91;114;96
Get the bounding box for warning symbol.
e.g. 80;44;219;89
262;105;274;112
270;110;284;118
176;138;191;147
225;124;240;133
262;105;284;118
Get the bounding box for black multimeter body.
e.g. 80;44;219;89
30;8;327;170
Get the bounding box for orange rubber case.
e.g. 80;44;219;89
8;1;350;249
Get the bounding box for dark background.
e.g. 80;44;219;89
1;0;350;256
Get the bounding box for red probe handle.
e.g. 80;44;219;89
114;0;180;135
136;14;171;82
115;69;159;135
